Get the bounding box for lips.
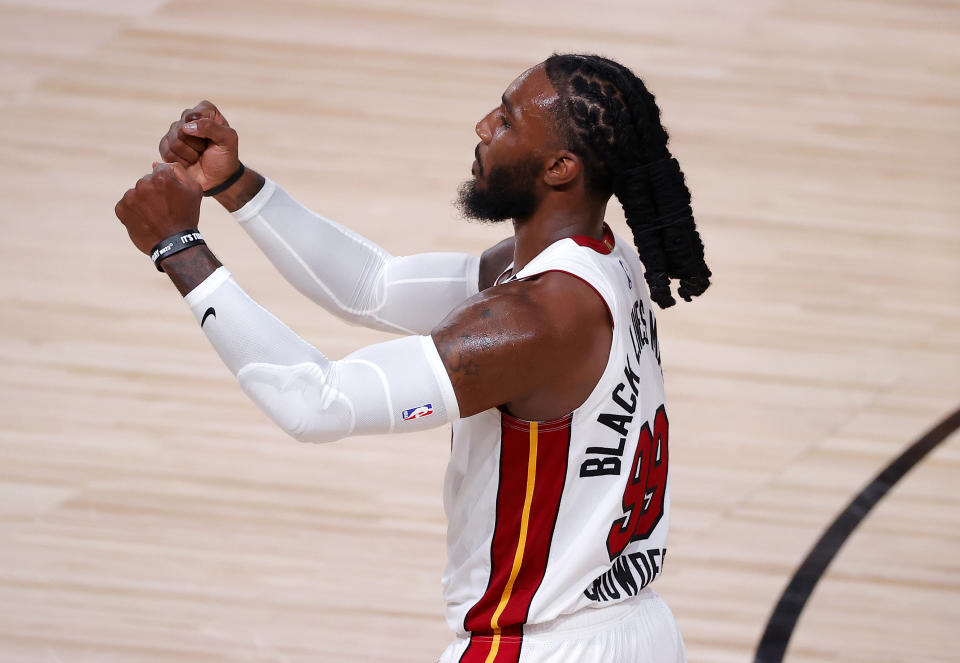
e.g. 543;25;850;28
473;144;483;177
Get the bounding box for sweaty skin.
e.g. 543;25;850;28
117;63;613;422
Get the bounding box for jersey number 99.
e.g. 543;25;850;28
606;405;669;560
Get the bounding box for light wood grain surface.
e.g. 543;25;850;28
1;1;958;661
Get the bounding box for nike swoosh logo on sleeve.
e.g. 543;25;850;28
201;307;216;327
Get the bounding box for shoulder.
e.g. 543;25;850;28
515;270;611;333
430;270;611;418
438;269;608;340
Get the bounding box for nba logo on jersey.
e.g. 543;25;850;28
402;404;434;421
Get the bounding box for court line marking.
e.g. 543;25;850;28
753;404;960;663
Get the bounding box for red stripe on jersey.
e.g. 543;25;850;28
463;413;572;637
457;626;523;663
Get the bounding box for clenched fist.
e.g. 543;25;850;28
159;100;239;191
115;162;203;256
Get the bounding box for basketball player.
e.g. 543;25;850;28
115;54;710;662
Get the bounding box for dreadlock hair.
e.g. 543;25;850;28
544;53;711;308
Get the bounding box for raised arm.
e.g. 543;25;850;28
115;164;458;443
115;164;608;438
225;177;480;334
159;101;481;335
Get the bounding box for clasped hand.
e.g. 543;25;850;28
115;100;239;256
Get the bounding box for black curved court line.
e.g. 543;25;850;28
753;405;960;663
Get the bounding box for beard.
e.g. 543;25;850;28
456;155;542;224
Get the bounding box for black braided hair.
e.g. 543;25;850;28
544;53;711;308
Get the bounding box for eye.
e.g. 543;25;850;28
497;112;511;129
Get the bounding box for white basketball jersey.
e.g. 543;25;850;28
442;225;672;660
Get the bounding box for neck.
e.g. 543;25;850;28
511;193;607;273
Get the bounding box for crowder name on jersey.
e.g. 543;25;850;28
579;295;670;602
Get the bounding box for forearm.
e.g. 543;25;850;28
176;265;459;443
228;177;480;335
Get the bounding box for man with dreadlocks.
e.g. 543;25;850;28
115;53;708;662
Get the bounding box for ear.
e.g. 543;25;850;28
543;151;581;187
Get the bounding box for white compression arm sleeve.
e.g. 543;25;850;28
231;178;481;335
185;267;459;444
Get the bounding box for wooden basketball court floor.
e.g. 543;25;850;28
0;1;957;661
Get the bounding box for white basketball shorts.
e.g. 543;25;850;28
438;587;686;663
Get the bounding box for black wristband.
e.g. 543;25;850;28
150;229;206;272
203;162;245;197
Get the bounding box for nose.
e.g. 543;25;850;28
475;110;494;144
